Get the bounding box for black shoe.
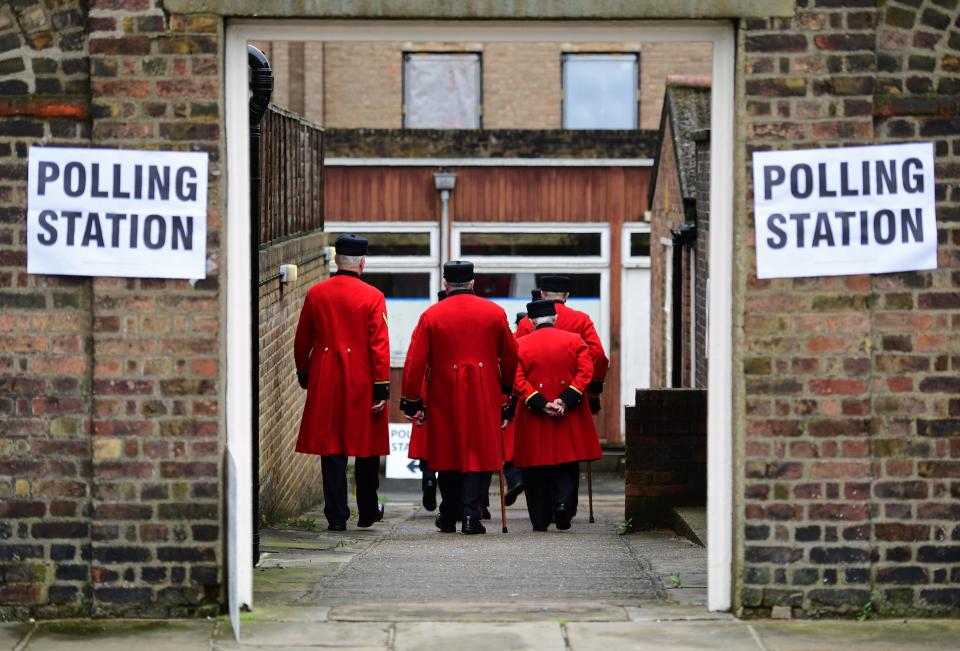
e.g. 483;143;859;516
422;478;437;512
555;504;572;531
461;515;486;535
504;483;524;507
435;514;456;533
532;526;548;532
481;506;491;520
327;522;346;532
357;504;384;528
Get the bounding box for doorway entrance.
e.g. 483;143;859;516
225;19;734;614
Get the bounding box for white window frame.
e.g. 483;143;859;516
622;222;652;269
662;236;674;386
452;222;611;352
452;221;610;268
326;221;440;367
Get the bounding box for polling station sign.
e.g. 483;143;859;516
753;143;937;279
27;146;208;279
386;422;422;480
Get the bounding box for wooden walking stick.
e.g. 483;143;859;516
587;461;595;524
499;466;509;533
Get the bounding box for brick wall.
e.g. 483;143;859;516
1;0;226;619
624;389;707;525
261;40;712;129
693;130;710;389
649;119;685;389
738;0;960;617
258;235;326;524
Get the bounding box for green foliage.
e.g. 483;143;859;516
857;601;874;622
667;571;683;588
617;518;633;535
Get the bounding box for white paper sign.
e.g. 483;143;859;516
386;422;422;479
27;146;208;279
753;143;937;279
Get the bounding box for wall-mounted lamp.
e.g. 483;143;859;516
434;171;457;265
279;263;298;284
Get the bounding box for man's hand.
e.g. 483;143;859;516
404;409;425;424
544;400;565;417
371;400;386;414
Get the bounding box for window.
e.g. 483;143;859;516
453;223;609;345
403;53;481;129
562;53;639;129
326;222;439;366
622;223;652;268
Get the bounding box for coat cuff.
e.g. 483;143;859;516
588;394;601;414
373;381;389;402
400;397;424;417
502;395;518;420
525;392;548;414
587;380;605;394
297;372;309;389
559;386;582;410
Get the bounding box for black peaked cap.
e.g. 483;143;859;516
526;300;557;319
539;275;570;292
443;260;474;283
334;234;368;256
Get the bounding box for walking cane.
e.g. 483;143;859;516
499;466;509;533
587;461;595;524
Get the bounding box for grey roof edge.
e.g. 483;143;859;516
166;0;795;18
648;82;711;207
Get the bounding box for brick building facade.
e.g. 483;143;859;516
254;40;713;130
0;0;959;621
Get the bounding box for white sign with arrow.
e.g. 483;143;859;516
386;422;422;479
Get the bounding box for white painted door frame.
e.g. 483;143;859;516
225;19;735;612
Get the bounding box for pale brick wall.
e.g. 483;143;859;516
638;42;713;129
323;42;402;128
263;40;712;129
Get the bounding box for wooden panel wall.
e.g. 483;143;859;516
325;164;652;445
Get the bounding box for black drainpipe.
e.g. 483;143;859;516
248;44;272;566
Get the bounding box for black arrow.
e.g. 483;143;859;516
406;460;419;473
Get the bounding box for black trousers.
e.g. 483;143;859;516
503;461;524;491
419;459;437;491
321;455;380;526
521;462;579;530
437;470;492;521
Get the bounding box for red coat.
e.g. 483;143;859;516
401;290;518;472
512;325;602;468
516;302;609;384
294;271;390;457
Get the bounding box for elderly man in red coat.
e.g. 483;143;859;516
512;299;602;532
509;275;609;508
294;234;390;532
401;261;518;535
515;275;609;409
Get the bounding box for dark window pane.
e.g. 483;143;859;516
328;232;431;256
363;273;430;298
460;232;601;257
474;272;600;299
630;231;650;257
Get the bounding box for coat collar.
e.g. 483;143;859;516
446;288;475;297
335;269;360;278
535;322;555;330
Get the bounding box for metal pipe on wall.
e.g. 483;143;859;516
248;44;273;566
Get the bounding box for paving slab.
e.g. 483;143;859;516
623;604;734;622
246;605;331;622
329;600;629;622
394;622;566;651
25;620;214;651
752;619;960;651
0;624;30;651
214;621;389;648
566;621;761;651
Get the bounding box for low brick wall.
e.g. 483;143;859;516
258;232;327;523
625;389;707;526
